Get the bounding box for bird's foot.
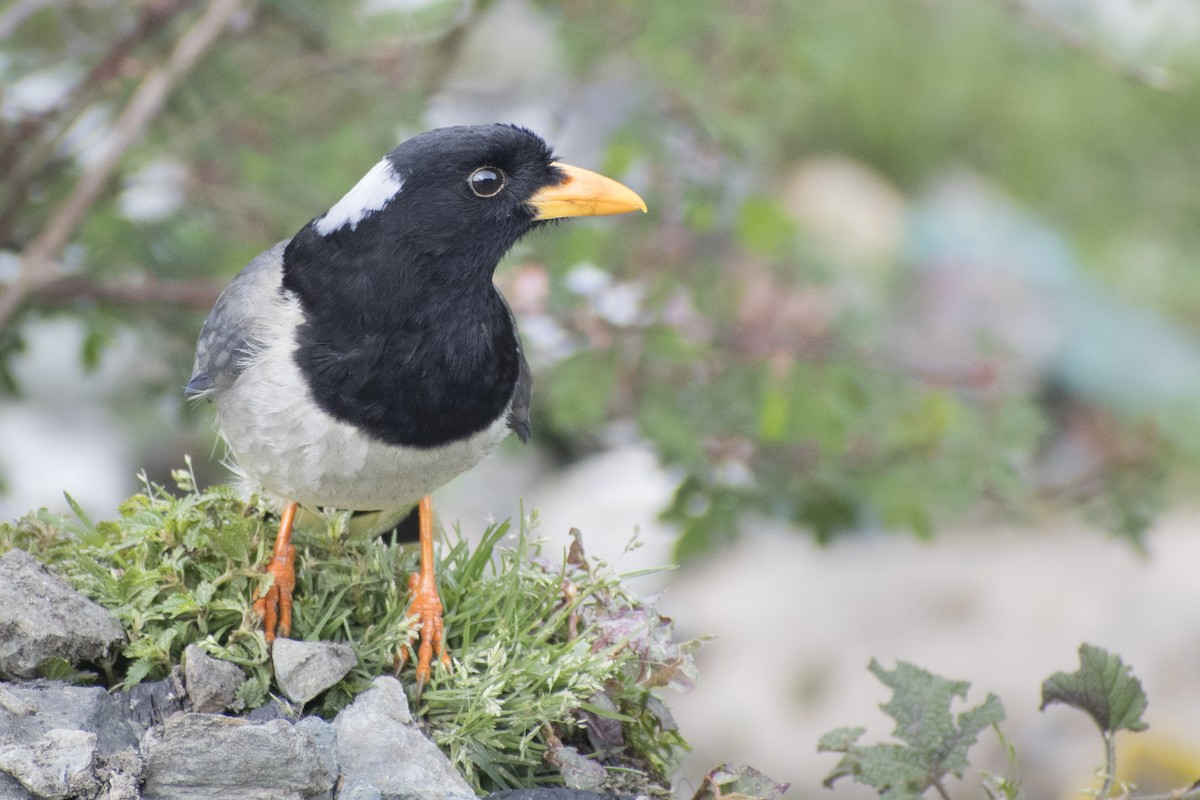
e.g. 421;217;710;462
253;545;295;641
402;568;450;691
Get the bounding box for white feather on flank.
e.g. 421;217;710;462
314;157;404;236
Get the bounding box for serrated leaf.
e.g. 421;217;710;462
817;726;865;753
942;693;1006;776
821;660;1007;796
857;744;933;799
870;658;969;753
1040;643;1149;734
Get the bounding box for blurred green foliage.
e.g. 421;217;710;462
3;0;1198;552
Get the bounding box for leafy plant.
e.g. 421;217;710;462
0;464;693;795
1040;644;1151;800
819;660;1006;800
821;645;1200;800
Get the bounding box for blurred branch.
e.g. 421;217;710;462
0;0;246;331
0;0;198;239
1009;0;1185;91
32;274;222;312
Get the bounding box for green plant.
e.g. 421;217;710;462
0;463;694;795
820;644;1199;800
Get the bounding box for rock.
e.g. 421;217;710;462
121;670;186;739
184;644;246;713
93;749;143;800
338;776;383;800
271;639;357;705
0;682;138;757
245;697;300;724
0;549;124;679
486;792;640;800
141;712;337;800
0;729;97;800
332;676;473;800
0;772;30;800
295;717;337;784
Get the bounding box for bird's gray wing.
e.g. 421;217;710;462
501;295;533;444
186;241;288;399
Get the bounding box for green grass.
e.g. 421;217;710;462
0;462;692;795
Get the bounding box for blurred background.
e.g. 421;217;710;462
3;0;1200;796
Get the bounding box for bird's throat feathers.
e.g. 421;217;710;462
279;227;521;449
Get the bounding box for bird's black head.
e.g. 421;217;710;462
283;124;644;306
278;124;645;448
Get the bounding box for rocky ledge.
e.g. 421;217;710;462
0;548;480;800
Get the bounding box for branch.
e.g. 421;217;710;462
1009;0;1185;90
1131;781;1200;800
0;0;198;238
31;274;223;312
0;0;246;330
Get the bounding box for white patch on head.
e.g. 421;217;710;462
314;157;404;236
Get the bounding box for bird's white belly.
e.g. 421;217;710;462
214;301;511;510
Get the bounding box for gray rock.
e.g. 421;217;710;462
0;549;124;679
141;712;337;800
294;717;337;784
0;729;97;800
338;776;382;800
245;697;300;724
93;749;143;800
332;677;473;800
184;644;246;713
121;670;186;739
271;639;357;705
0;682;138;757
0;772;31;800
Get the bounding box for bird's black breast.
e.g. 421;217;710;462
283;235;522;449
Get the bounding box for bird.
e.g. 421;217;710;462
186;123;646;687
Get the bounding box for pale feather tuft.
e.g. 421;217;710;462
314;158;404;236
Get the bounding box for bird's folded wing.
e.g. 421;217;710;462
500;293;532;444
186;241;289;398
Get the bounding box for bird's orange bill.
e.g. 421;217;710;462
529;162;647;220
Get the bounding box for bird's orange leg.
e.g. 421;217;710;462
406;495;450;689
254;500;297;642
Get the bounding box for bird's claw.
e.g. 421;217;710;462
253;545;296;642
403;569;449;691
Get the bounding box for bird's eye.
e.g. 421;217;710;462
469;167;506;198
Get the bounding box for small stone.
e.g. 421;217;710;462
271;638;357;704
244;696;299;724
333;676;473;800
121;669;186;739
183;644;246;713
0;549;125;679
141;713;336;800
0;729;97;800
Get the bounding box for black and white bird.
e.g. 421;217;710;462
187;124;646;685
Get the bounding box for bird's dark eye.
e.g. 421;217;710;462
468;167;506;198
